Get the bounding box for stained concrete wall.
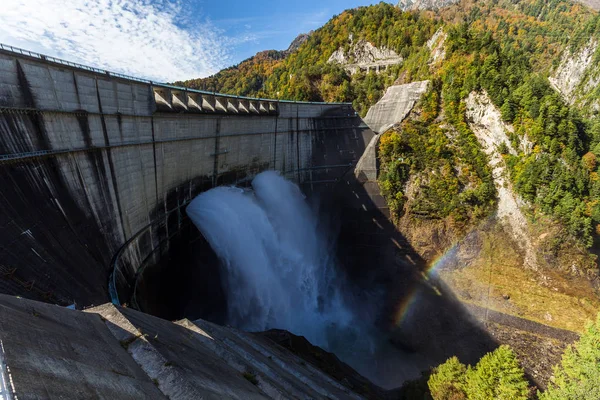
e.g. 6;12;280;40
0;49;373;307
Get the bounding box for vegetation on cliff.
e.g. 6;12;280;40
179;0;600;252
177;3;438;115
378;79;495;229
379;0;600;252
540;314;600;400
175;0;600;396
425;313;600;400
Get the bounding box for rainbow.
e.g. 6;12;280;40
391;242;460;327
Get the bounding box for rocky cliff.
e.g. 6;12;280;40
285;33;311;54
328;38;403;75
465;91;537;269
427;27;447;65
397;0;599;11
549;40;598;105
396;0;459;11
574;0;600;10
363;81;429;133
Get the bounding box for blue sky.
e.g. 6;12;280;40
202;1;384;60
0;0;386;82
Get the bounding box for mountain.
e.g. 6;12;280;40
173;33;310;94
178;1;600;393
571;0;600;10
286;33;311;54
397;0;600;11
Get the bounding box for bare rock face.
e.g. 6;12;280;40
465;91;537;269
549;39;598;104
574;0;600;10
398;0;599;11
285;33;311;54
397;0;459;11
328;38;403;75
427;27;447;64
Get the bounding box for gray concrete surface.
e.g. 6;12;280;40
187;319;364;400
0;295;367;399
86;303;365;399
363;81;429;134
0;46;373;307
0;294;166;399
88;304;269;400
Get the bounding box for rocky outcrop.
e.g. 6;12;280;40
427;27;447;65
465;91;537;269
363;81;429;133
285;33;311;54
575;0;600;10
398;0;598;11
549;40;598;104
328;38;403;75
397;0;459;11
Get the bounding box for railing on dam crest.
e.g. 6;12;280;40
0;42;352;111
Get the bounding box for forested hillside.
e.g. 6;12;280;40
180;0;600;252
177;0;600;397
177;4;439;115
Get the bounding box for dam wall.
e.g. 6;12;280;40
0;45;373;307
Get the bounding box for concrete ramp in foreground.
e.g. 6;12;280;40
0;294;365;399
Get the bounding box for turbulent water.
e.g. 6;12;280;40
186;171;421;388
186;171;356;346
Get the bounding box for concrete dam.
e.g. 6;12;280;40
0;44;373;313
0;45;515;398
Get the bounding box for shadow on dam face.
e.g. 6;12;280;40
132;222;226;323
131;169;501;388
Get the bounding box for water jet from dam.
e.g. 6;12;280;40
186;171;417;388
187;171;352;343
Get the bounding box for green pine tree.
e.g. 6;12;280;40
464;345;529;400
539;314;600;400
428;346;529;400
428;356;468;400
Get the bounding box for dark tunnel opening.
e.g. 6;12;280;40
132;223;227;323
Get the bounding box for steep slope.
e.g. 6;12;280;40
398;0;600;11
465;91;537;269
363;81;429;133
0;294;371;399
549;39;598;104
397;0;459;10
177;0;600;390
179;3;439;116
328;38;404;75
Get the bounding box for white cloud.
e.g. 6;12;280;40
0;0;232;82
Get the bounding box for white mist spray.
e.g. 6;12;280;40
186;171;425;388
186;171;354;349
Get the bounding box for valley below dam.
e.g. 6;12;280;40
132;168;505;390
3;0;600;395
